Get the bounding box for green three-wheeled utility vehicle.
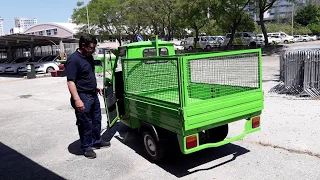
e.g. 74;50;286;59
101;36;264;161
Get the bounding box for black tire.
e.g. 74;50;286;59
46;67;54;73
284;40;289;44
208;124;229;143
142;131;165;162
206;45;211;50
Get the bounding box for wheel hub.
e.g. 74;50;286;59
144;134;156;156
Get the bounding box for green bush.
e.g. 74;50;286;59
308;23;320;35
254;23;312;35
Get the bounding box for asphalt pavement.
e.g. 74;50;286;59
0;41;320;180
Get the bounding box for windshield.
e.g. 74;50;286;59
29;56;43;62
14;57;29;63
42;55;58;62
204;36;214;41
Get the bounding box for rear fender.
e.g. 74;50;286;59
139;121;160;142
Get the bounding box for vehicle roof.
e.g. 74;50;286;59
121;41;174;48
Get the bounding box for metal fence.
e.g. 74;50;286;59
271;47;320;97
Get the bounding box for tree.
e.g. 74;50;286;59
72;0;128;46
295;4;320;26
217;0;251;49
176;0;212;49
256;0;279;47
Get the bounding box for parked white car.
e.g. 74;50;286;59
174;43;185;51
301;35;313;41
18;55;60;74
269;35;282;44
270;32;294;44
310;35;317;41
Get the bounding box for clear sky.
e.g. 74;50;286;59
0;0;83;34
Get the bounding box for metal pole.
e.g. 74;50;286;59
292;3;294;36
86;1;90;33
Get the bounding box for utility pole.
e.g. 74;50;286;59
86;0;90;33
292;2;294;36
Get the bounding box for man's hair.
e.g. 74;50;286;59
79;34;97;49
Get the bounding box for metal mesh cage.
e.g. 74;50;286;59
186;52;260;104
122;58;180;104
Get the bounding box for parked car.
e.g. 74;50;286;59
293;35;303;43
174;43;184;51
311;35;317;41
4;57;33;74
35;55;61;73
213;36;225;46
270;32;294;44
0;58;10;73
301;35;313;41
18;55;60;74
269;35;282;44
184;36;218;50
222;32;264;47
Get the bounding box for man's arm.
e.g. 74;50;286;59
67;81;80;101
65;59;85;112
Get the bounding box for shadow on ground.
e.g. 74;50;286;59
0;74;25;78
113;123;251;178
68;122;119;156
0;142;64;180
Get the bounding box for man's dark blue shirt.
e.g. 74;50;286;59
65;50;97;94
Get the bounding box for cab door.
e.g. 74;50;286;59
102;48;120;129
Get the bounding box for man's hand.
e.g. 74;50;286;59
97;87;103;96
75;99;85;112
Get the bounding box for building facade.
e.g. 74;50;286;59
268;0;306;21
245;0;307;22
23;22;79;38
0;17;4;36
14;17;37;31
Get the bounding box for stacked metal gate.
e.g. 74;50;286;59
271;47;320;97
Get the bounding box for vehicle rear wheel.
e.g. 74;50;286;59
142;131;165;162
208;124;229;143
46;67;54;73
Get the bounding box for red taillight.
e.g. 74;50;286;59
186;135;197;149
252;116;260;128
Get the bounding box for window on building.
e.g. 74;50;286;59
53;28;57;35
46;30;51;36
39;31;43;36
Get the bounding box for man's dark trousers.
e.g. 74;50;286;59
73;92;102;152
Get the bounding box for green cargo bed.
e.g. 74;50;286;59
122;49;263;135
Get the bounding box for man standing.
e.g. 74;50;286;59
65;34;110;159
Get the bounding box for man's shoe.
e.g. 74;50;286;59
84;150;96;159
93;140;111;150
